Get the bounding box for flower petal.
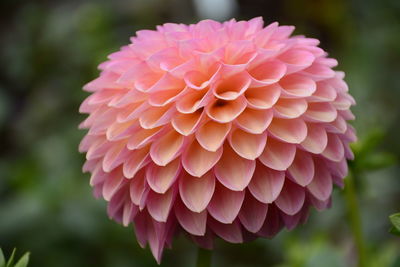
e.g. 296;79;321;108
214;144;256;191
179;171;215;213
236;108;273;134
171;110;204;136
146;187;176;222
268;118;307;144
206;96;247;123
229;128;267;160
195;120;231;151
150;129;184;166
273;98;308;119
275;179;305;215
248;161;285;203
288;150;315;186
213;72;251;100
300;123;328;154
175;198;207;236
123;145;151;178
146;159;181;194
307;159;333;201
245;84;281;109
305;102;337;122
238;193;268;233
208;218;243;243
207;182;245;224
321;133;344;162
259;138;296;171
182;139;223;177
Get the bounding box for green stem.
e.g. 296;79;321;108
196;248;212;267
344;171;367;267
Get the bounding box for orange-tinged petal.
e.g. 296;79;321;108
179;171;215;212
214;144;255;191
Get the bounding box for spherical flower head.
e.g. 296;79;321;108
79;17;356;263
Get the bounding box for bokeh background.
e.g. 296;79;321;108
1;0;399;266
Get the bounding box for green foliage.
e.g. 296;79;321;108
0;249;29;267
351;129;397;172
389;213;400;236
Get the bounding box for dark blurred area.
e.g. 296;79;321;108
0;0;399;266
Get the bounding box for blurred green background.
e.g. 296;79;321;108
0;0;399;266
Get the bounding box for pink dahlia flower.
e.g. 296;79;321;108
79;17;356;263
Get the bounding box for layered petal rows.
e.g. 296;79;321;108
79;17;356;263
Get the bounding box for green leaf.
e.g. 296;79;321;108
6;249;16;267
389;213;400;236
0;248;5;267
360;152;397;171
14;252;30;267
389;227;400;236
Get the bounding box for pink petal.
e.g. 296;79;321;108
179;171;215;213
248;161;285;203
206;96;247;123
278;49;315;74
279;74;316;97
129;169;150;208
195;120;231;151
235;108;273;134
300;123;328;154
176;88;214;114
123;145;151;178
133;211;149;248
302;63;335;81
259;138;296;171
305;102;337;123
307;159;333;201
308;193;331;211
333;93;355;110
321;133;345;162
207;182;245;224
182;139;223;177
150;129;184;166
248;60;287;86
214;144;256;191
238;193;268;233
213;72;251;100
122;201;138;227
257;204;282;238
208;218;243;243
275;179;305;215
146;186;176;222
171;110;204;136
274;98;308;119
288;150;315;186
139;104;176;129
281;211;301;230
146;159;181;194
110;89;147;108
254;22;279;47
174;198;207;236
90;164;108;186
127;126;163;150
103;142;129;172
223;40;255;65
268;118;307;144
245;84;281;109
102;168;125;201
106;121;137;141
148;87;185;107
309;82;337;102
229;128;267;160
